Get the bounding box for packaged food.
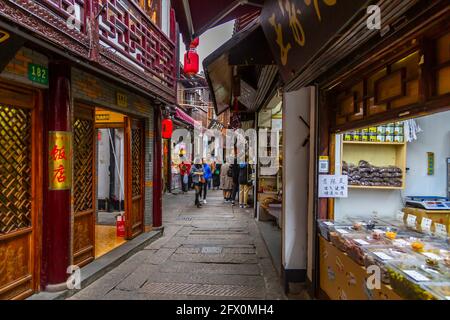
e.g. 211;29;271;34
344;132;353;141
394;125;404;135
377;126;386;134
394;135;404;143
369;127;377;134
385;123;395;135
385;134;394;142
376;134;386;142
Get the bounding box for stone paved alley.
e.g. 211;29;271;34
70;190;287;300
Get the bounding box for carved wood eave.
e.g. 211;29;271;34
0;0;176;104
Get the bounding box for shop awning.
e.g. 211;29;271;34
203;21;278;115
175;107;200;127
172;0;264;45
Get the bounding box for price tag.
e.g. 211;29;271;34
422;252;443;261
373;252;393;260
396;211;405;221
392;239;408;247
354;239;370;245
402;270;430;282
323;221;334;226
421;218;432;231
406;214;417;227
335;228;349;234
435;223;447;236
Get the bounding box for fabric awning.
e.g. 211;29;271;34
203;21;277;115
175;107;200;127
172;0;263;45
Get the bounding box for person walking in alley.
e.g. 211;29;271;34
212;160;221;190
230;158;240;206
191;158;204;208
179;160;191;193
220;161;233;202
202;158;212;204
238;160;252;208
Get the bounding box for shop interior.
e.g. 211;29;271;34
95;108;128;258
256;95;283;275
319;108;450;300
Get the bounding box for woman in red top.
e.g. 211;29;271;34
179;161;191;193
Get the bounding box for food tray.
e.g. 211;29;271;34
421;282;450;300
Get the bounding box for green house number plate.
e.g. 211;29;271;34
28;63;48;85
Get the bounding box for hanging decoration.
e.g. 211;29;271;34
161;118;173;139
183;38;199;75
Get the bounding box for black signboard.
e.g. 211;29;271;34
261;0;368;83
0;29;25;73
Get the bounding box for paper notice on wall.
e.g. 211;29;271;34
318;175;348;198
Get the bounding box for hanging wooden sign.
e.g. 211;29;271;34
48;131;72;190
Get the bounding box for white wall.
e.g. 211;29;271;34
334;109;450;220
405;110;450;197
97;129;110;199
282;87;312;270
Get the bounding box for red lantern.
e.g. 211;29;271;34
161;118;173;139
189;37;199;48
183;49;199;75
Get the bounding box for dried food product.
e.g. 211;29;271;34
422;282;450;300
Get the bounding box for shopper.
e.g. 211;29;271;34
212;161;221;190
238;161;252;208
230;158;240;206
220;161;233;202
191;158;204;208
202;158;212;204
179;160;191;193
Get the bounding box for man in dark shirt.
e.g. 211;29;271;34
230;158;240;205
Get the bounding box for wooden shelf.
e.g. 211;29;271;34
349;185;404;190
343;141;405;146
259;175;277;179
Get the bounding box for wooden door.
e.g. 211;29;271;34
124;117;144;239
72;104;95;267
0;83;41;299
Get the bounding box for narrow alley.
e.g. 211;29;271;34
69;190;286;300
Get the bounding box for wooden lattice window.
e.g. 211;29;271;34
131;127;142;197
73;117;94;213
0;104;32;234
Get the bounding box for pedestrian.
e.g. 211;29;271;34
238;161;252;208
191;158;204;208
179;160;191;193
202;158;212;204
212;161;221;190
220;161;233;202
230;158;240;206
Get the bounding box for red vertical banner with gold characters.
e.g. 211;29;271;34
48;131;72;190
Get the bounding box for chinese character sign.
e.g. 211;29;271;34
318;174;348;198
48;131;72;190
260;0;366;83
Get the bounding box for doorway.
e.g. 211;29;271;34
95;126;127;258
72;105;144;266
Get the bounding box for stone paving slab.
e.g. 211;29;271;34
67;190;286;300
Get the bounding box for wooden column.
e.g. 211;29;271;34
152;106;163;227
41;61;72;290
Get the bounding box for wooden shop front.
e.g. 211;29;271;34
315;7;450;300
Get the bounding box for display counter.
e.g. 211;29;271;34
318;218;450;300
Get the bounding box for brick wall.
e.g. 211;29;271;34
0;47;49;88
72;67;156;227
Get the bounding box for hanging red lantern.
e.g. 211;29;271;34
189;37;199;48
161;118;173;139
183;49;199;75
